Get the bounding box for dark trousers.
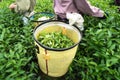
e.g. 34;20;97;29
115;0;120;6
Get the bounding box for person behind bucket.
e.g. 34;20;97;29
114;0;120;12
53;0;107;31
115;0;120;6
9;0;36;25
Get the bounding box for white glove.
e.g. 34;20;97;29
66;13;84;31
22;16;29;25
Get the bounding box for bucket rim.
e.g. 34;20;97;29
33;20;82;51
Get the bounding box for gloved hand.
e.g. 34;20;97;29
66;13;84;31
22;16;29;25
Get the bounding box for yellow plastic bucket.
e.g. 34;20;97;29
33;21;82;77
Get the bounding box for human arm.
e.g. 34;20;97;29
9;3;17;10
14;0;30;14
9;0;31;14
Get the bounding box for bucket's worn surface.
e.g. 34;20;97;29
33;21;82;77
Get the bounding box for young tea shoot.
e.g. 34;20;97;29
38;32;74;48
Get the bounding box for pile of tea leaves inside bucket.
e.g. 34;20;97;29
38;32;75;48
0;0;120;80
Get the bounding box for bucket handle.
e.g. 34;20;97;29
35;45;40;54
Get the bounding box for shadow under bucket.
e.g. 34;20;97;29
33;21;82;77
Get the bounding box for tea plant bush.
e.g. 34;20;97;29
35;0;53;13
0;0;120;80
